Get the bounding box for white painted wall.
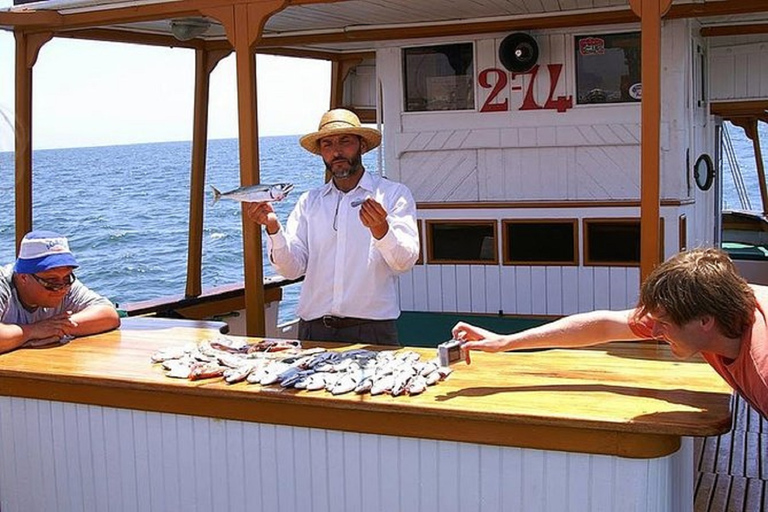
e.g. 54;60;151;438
710;39;768;102
0;397;695;512
374;22;714;316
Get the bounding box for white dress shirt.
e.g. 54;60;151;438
267;171;419;321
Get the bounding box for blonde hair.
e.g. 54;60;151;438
636;248;756;338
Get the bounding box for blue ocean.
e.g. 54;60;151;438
0;123;765;324
0;135;381;324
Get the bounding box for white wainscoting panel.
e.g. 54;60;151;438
401;263;640;317
710;41;768;101
0;397;695;512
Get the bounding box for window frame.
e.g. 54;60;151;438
502;219;579;266
583;218;665;267
425;219;498;265
402;42;477;113
573;31;642;106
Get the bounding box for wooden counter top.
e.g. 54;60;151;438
0;317;733;459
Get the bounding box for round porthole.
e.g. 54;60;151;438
693;153;715;191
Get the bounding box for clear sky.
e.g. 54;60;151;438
0;2;331;151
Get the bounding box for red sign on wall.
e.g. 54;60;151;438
478;64;573;113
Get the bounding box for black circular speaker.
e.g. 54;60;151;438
498;33;539;73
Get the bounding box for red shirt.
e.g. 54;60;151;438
629;288;768;418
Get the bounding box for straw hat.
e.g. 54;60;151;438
299;109;381;155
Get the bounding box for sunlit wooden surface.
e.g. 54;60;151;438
0;317;732;459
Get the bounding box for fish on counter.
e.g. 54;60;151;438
210;182;294;206
150;337;455;397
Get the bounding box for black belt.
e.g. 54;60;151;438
310;315;378;329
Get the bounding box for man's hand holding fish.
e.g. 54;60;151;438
246;202;280;235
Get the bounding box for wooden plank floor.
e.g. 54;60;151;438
695;394;767;512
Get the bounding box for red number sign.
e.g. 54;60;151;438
479;64;573;113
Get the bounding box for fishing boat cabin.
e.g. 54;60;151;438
1;2;767;512
1;0;766;342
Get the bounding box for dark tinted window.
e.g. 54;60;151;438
403;43;475;112
504;221;577;265
428;222;496;263
575;32;641;105
586;221;640;264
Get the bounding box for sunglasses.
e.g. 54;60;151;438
31;272;76;292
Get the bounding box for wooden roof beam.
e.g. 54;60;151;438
49;27;373;60
2;0;766;48
0;0;347;33
701;23;768;37
711;100;768;121
257;1;768;49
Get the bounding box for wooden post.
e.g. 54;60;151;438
630;0;672;282
13;30;51;253
186;48;231;298
206;0;286;336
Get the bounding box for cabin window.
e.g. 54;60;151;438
679;215;687;252
575;32;641;105
584;218;664;266
403;43;475;112
503;220;578;265
426;220;497;264
416;220;424;265
695;44;707;108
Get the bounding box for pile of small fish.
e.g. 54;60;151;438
150;337;453;397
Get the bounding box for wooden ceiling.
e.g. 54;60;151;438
2;0;768;55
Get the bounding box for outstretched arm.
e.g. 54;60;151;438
451;309;645;353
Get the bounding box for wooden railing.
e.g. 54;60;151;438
120;275;303;321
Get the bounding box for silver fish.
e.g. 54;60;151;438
304;372;331;391
370;374;395;396
419;359;440;377
354;375;375;394
407;375;428;396
164;359;193;379
391;367;416;397
224;364;255;384
210;183;294;205
331;373;359;395
151;345;191;363
424;370;442;386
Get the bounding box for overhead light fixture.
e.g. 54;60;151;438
170;18;211;41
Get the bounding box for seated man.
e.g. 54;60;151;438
0;231;120;354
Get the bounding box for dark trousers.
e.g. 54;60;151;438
298;317;400;346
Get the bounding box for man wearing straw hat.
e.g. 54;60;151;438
247;109;419;345
0;230;120;354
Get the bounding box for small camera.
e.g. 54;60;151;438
437;339;470;367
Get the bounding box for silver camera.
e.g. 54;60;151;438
437;339;470;367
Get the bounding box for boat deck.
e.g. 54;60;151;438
695;393;767;511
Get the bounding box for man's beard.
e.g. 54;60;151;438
325;151;364;180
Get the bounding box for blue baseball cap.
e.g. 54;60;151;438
13;231;79;274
